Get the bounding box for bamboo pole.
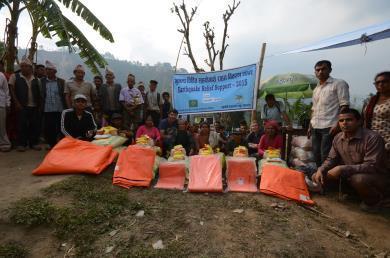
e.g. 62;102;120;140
251;43;267;122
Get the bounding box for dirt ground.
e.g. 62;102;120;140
0;149;389;257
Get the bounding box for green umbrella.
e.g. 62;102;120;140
258;73;318;99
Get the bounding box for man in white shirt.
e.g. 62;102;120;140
146;80;162;127
308;60;350;167
0;60;11;152
119;74;144;130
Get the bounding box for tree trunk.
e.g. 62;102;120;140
27;24;39;62
5;1;20;73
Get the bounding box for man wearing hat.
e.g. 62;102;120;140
61;94;97;140
99;68;122;121
40;60;67;149
8;57;42;151
64;64;96;109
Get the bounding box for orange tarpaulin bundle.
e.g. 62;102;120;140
33;137;117;175
188;154;223;192
155;162;186;190
113;145;156;189
226;157;258;193
260;164;314;205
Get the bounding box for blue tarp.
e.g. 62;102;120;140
281;20;390;54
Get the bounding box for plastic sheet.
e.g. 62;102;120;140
259;164;314;205
188;154;223;192
113;145;156;189
155;162;186;190
33;137;117;175
226;157;257;192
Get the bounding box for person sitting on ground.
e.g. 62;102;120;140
92;101;107;128
197;122;221;153
261;94;292;128
174;119;195;155
246;121;264;157
110;113;133;143
159;109;178;155
311;108;389;211
225;128;248;156
258;120;283;158
61;94;97;141
136;115;161;145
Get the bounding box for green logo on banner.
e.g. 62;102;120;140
189;100;198;107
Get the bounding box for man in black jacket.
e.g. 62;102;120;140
41;60;67;149
8;58;42;151
61;94;97;141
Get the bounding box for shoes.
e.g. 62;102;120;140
31;145;42;151
17;146;26;152
0;147;11;152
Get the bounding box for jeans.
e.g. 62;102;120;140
311;127;333;167
43;112;62;147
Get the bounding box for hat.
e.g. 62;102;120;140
73;94;87;101
111;113;123;120
264;120;280;131
105;67;114;76
74;64;85;72
20;57;32;66
137;81;145;87
45;60;57;70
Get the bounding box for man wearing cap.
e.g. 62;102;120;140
41;60;67;149
119;74;144;130
64;64;96;109
61;94;97;140
145;80;162;127
99;68;122;121
8;58;42;151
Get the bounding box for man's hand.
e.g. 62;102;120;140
248;143;258;149
307;127;312;139
327;166;343;180
312;170;324;185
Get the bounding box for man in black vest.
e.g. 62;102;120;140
9;58;42;151
41;60;67;149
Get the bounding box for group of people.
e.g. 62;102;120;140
0;58;389;210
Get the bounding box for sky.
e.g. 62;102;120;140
1;0;389;98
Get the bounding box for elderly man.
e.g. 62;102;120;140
99;68;122;121
41;60;67;149
312;108;389;211
8;58;42;151
61;94;97;141
119;74;144;130
64;64;96;109
0;60;11;152
309;60;350;167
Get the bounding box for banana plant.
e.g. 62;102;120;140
0;0;114;74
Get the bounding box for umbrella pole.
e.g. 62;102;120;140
251;42;267;122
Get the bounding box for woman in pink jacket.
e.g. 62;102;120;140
136;115;161;144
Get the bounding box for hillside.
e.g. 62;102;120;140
18;48;188;94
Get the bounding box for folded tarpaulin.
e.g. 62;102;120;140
226;157;258;193
155;161;186;190
188;154;223;192
260;164;314;205
33;137;118;175
113;145;156;189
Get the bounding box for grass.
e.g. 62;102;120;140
9;197;55;226
0;242;28;258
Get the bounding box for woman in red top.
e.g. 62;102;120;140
136;115;161;144
258;120;283;158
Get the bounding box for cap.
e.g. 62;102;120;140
73;94;87;101
45;60;57;70
20;57;33;66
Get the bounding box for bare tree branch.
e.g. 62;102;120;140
219;0;240;70
172;1;202;72
203;21;219;71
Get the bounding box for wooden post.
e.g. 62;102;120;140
251;43;267;122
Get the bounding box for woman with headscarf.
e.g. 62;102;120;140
258;120;283;158
363;71;390;168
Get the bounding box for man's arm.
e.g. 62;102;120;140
312;139;340;184
60;110;71;136
8;74;22;110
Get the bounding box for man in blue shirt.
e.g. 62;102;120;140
41;60;67;149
